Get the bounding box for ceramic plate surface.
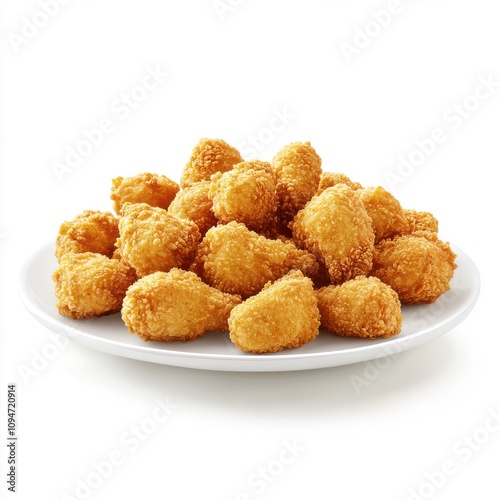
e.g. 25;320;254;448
19;243;480;372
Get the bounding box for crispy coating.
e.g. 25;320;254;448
191;221;319;298
316;172;363;195
403;209;439;234
229;271;320;353
111;173;179;214
180;138;243;188
272;141;322;226
358;186;409;244
55;210;119;262
317;276;402;339
168;181;216;236
371;231;457;303
293;184;375;284
53;252;137;319
209;160;278;232
117;203;201;278
122;269;241;342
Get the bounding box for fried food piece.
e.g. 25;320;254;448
403;209;439;234
122;269;241;342
209;160;278;232
272;141;322;226
293;184;375;284
358;186;409;244
117;203;201;277
317;276;402;339
180;138;243;188
191;221;319;298
111;173;179;214
316;172;363;195
371;231;457;303
229;271;320;353
53;252;136;319
167;181;216;236
55;210;119;262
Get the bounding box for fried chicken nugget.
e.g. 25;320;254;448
191;221;319;298
55;210;119;262
316;172;363;195
229;270;320;353
111;173;179;214
117;203;201;277
53;252;137;319
180;138;243;188
209;160;278;232
167;181;217;236
122;269;241;342
317;276;402;339
293;184;375;284
403;209;439;234
272;141;322;226
371;231;457;303
358;186;409;244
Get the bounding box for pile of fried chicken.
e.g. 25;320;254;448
53;139;457;354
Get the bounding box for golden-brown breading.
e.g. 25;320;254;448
167;181;217;236
110;172;179;214
229;270;320;353
209;160;278;232
55;210;119;262
180;138;243;188
292;184;375;284
403;209;439;234
358;186;409;244
272;141;322;226
122;269;241;342
191;221;319;298
316;172;363;195
117;202;201;278
371;231;457;303
317;276;402;339
53;252;137;319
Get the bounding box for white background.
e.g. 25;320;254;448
1;0;499;499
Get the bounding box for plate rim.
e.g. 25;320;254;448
18;241;481;372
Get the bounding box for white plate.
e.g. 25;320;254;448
19;242;480;372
